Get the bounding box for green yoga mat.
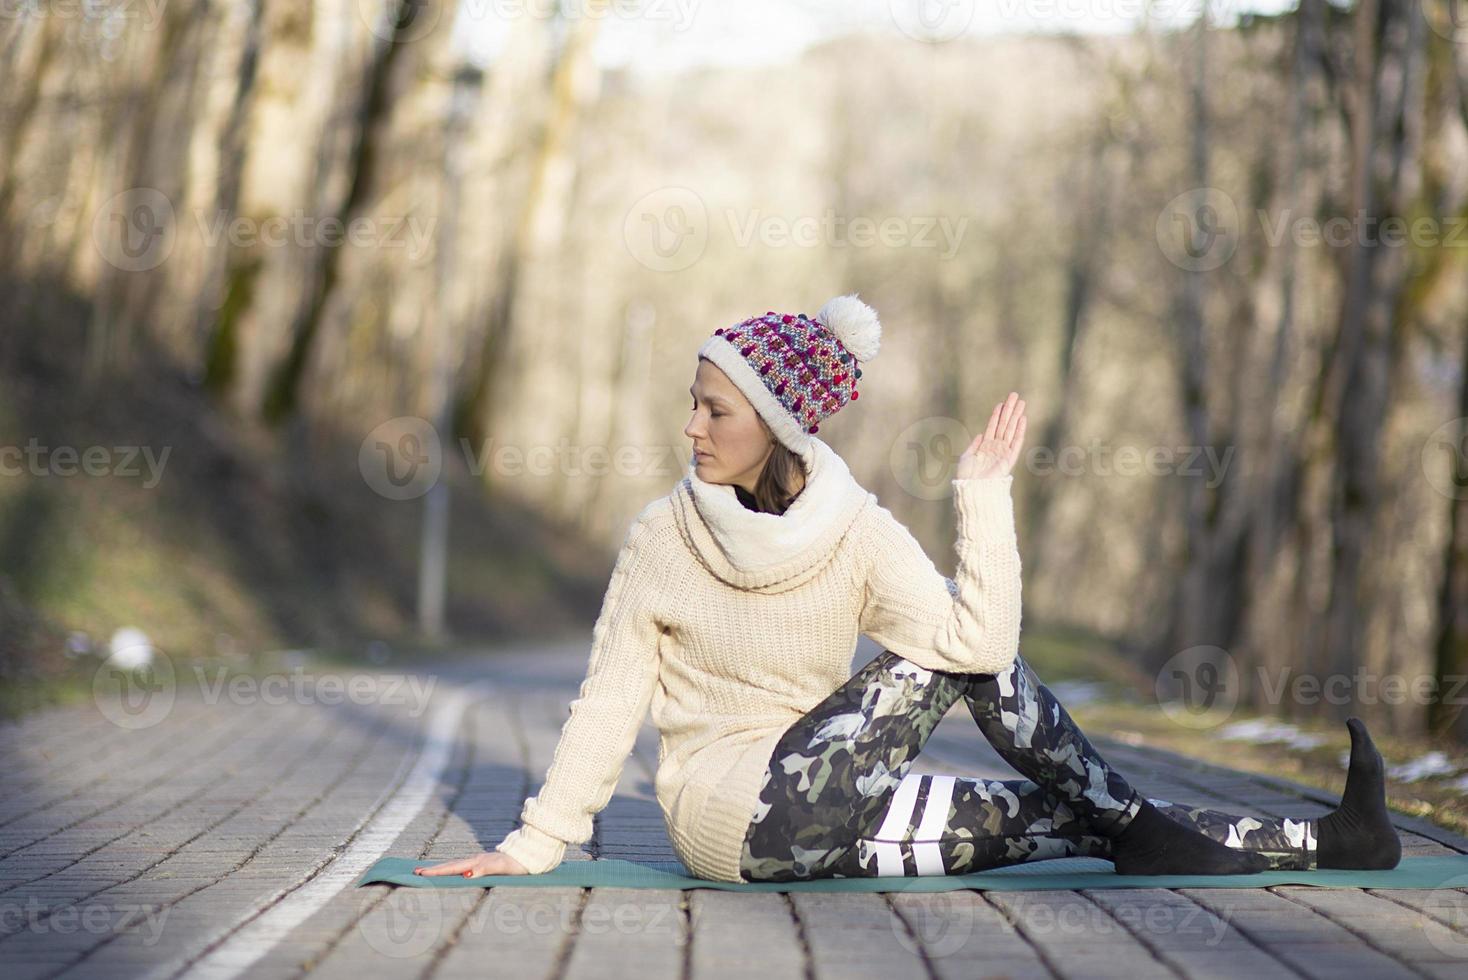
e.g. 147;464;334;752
356;854;1468;893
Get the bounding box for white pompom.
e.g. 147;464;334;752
815;293;881;362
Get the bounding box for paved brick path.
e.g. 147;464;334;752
2;640;1466;979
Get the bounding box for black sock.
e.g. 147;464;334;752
1109;796;1272;876
1316;717;1401;870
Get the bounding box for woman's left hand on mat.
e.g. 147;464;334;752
414;850;529;878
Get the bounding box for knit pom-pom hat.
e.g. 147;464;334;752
696;293;881;458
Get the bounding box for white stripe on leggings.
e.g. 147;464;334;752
872;770;923;841
869;773;961;876
872;841;907;876
911;775;955;875
914;774;956;841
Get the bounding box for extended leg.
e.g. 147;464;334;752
960;649;1270;874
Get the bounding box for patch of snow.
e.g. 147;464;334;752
1217;718;1328;750
1387;751;1458;782
107;627;153;671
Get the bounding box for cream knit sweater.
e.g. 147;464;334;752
494;436;1023;883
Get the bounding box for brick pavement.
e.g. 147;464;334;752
1;640;1465;979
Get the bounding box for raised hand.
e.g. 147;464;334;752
956;391;1027;481
413;849;530;879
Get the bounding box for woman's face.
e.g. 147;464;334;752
684;357;774;493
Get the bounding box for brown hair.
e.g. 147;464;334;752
747;429;808;515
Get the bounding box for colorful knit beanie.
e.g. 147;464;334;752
696;294;882;457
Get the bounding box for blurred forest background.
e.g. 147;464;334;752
2;0;1467;749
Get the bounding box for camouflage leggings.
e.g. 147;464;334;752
739;649;1320;881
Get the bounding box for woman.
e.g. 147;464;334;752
418;295;1400;882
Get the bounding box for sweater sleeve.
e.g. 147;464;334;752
494;512;665;874
858;474;1023;676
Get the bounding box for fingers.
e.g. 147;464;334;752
969;393;1028;469
415;859;472;876
1007;415;1027;469
1004;398;1026;446
982;401;1002;442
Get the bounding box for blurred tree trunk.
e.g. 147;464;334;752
461;4;606;495
0;16;56;278
1243;0;1325;716
258;2;433;424
1428;33;1468;740
1315;0;1424;718
1024;116;1127;584
1167;10;1216;656
1430;336;1468;739
82;0;200;381
197;1;266;397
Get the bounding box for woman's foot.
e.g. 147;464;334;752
1111;798;1272;876
1316;717;1401;870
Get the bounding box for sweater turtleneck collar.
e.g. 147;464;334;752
670;435;873;594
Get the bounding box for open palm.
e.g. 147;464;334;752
956;392;1027;481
